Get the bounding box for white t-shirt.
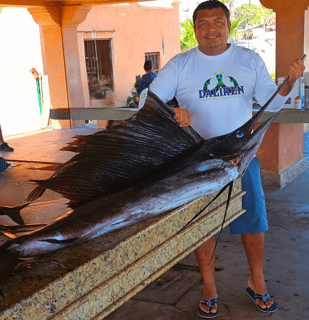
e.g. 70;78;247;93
150;45;288;139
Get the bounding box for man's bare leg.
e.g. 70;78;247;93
242;232;274;309
194;237;218;314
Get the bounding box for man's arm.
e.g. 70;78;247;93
278;54;306;97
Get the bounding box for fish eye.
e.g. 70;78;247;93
236;131;244;138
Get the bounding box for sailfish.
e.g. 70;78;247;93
0;77;288;296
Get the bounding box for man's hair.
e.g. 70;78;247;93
193;0;230;24
144;60;153;71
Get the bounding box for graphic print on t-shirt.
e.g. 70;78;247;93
199;72;244;100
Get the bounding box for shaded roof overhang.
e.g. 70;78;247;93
0;0;152;8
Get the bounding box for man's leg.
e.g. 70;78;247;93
242;232;274;309
194;237;218;314
229;158;276;311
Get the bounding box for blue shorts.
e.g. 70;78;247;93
228;157;268;234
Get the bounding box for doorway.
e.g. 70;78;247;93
84;39;114;105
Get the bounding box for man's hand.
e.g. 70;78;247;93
280;54;306;96
174;107;191;127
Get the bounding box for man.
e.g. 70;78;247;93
139;60;158;93
149;0;305;318
0;125;13;152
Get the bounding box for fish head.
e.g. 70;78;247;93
231;113;279;176
206;101;278;160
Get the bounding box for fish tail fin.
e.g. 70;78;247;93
0;244;19;297
26;185;46;202
0;202;30;225
9;205;27;225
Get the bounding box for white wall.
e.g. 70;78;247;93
0;7;43;137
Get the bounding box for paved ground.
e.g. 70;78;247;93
0;128;308;320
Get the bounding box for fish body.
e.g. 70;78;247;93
0;87;281;294
4;156;237;258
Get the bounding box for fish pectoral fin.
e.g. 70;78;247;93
39;237;78;244
195;159;224;173
110;218;131;226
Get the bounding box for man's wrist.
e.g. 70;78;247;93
279;80;296;97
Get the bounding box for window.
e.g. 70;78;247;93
145;52;160;73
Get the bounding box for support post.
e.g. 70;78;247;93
29;6;91;128
257;0;308;188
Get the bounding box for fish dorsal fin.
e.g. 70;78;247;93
31;91;204;207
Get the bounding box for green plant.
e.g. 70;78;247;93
269;72;276;80
180;19;198;52
234;4;275;26
229;13;244;40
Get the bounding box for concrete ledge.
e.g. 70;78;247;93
51;107;309;123
253;109;309;123
0;180;244;320
50;108;138;121
261;157;307;189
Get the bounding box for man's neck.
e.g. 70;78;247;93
198;43;231;56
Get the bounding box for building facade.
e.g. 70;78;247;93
77;2;180;116
0;2;180;136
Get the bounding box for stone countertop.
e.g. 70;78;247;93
0;180;244;320
0;128;245;319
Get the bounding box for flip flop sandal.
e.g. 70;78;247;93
246;287;278;312
197;298;219;318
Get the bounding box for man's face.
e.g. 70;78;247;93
194;8;231;56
